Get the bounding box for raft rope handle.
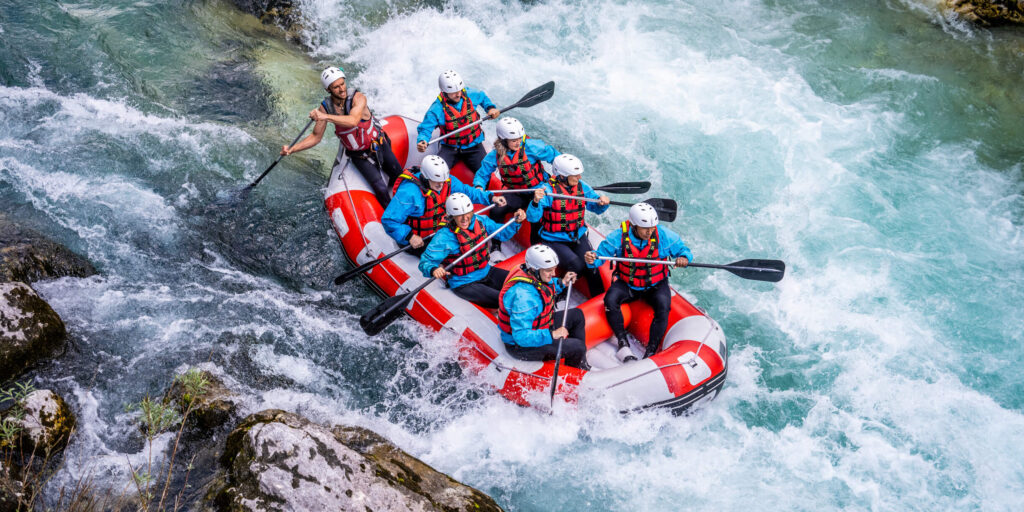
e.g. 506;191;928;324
607;322;719;389
339;148;373;254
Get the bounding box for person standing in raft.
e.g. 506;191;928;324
473;116;559;227
499;244;591;371
382;155;501;255
526;154;610;296
282;66;402;206
585;203;692;362
415;69;500;172
419;193;537;309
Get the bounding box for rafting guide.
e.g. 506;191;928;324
281;66;403;206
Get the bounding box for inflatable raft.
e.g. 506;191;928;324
324;115;728;414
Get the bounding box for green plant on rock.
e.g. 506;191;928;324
0;381;34;450
126;367;211;511
173;367;210;410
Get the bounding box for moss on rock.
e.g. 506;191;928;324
946;0;1024;26
1;282;67;380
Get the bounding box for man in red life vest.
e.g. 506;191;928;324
585;203;693;362
498;244;590;370
415;70;500;172
282;66;402;206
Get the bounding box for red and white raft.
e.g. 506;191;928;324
324;115;728;414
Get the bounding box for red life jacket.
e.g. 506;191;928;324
498;138;545;188
497;265;556;335
391;171;450;238
541;178;586;236
447;217;490;276
614;222;668;289
439;90;482;147
322;91;383;152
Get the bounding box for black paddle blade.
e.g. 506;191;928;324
643;198;678;222
334;266;365;286
724;259;786;282
594;181;651;194
510;81;555;110
359;293;413;336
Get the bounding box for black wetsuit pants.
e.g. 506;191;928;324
535;233;605;296
350;137;403;207
437;143;487;173
451;267;509;309
505;308;589;369
604;279;672;356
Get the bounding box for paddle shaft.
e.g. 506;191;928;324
334;204;496;285
372;216;519;320
548;280;575;411
248;119;315;188
598;256;783;274
427;82;554;145
489;181;650;195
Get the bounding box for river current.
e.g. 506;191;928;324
1;0;1023;509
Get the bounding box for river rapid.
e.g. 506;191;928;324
1;0;1023;509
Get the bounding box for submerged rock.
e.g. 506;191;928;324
206;409;502;511
0;220;95;284
1;389;76;455
229;0;304;41
0;282;66;380
945;0;1024;26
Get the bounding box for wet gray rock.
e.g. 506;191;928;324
1;389;76;455
0;282;66;380
945;0;1024;26
205;409;502;512
0;219;95;284
164;369;240;434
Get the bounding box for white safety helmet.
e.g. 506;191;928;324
629;202;659;228
438;69;465;93
445;192;474;216
552;154;584;177
525;244;559;271
320;66;346;89
496;117;525;140
420;155;450;182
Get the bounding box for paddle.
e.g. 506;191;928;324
217;118;315;205
489;181;651;196
427;81;556;145
597;256;786;282
548;195;678;222
548;276;575;413
333;204;496;286
359;216;520;336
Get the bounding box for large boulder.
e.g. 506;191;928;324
0;282;66;379
206;410;502;512
945;0;1024;26
0;220;95;284
1;389;76;455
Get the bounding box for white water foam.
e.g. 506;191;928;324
293;0;1024;510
